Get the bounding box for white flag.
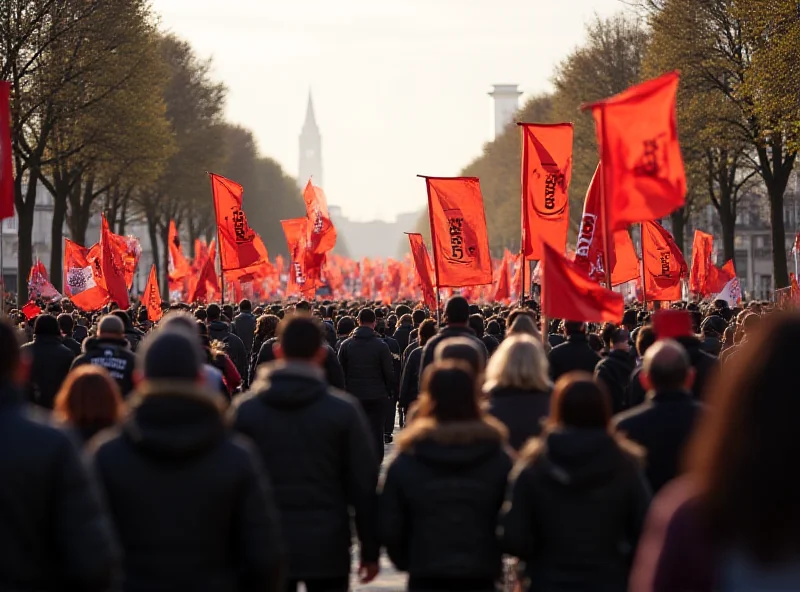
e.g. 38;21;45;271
714;277;741;306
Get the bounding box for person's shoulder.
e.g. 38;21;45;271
614;402;655;428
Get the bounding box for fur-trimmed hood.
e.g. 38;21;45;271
395;417;508;467
123;380;227;459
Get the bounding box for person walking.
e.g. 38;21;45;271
501;373;651;592
72;315;137;397
338;308;395;463
420;296;488;376
234;315;380;591
379;362;512;592
54;365;126;445
594;327;636;414
547;321;602;381
398;319;437;425
207;303;248;388
232;299;257;357
21;314;76;409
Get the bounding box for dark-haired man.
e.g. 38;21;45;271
547;320;601;381
58;312;82;356
21;314;75;408
419;296;488;377
207;303;248;388
72;315;137;397
232;299;257;357
594;327;635;414
235;316;380;591
338;308;395;462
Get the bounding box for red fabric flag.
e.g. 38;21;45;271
641;220;688;301
21;300;40;320
519;123;573;260
406;233;437;308
0;82;13;220
281;218;312;296
512;253;525;299
65;239;110;311
585;72;686;232
143;264;162;322
423;176;492;288
493;252;511;303
168;220;191;281
27;260;61;301
210;173;269;271
541;242;623;323
710;259;736;294
574;163;640;286
689;230;714;295
188;240;218;303
100;215;130;309
303;180;337;254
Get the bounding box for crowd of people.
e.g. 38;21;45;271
1;292;797;592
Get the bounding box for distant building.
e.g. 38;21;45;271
298;91;322;189
328;205;419;260
488;84;522;139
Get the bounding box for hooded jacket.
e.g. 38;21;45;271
501;429;651;592
595;349;636;414
72;336;137;396
232;312;257;356
0;384;118;591
338;326;395;400
233;362;379;580
252;337;344;390
548;334;602;381
378;417;513;583
419;325;489;377
21;334;76;409
89;381;285;592
208;320;248;388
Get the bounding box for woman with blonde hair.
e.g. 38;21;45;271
54;365;125;445
485;334;553;451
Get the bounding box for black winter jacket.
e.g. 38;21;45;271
338;327;395;400
124;326;145;352
0;385;118;591
674;335;718;400
548;334;601;381
393;322;413;357
72;336;136;396
233;362;379;579
487;386;551;451
398;346;423;409
381;334;402;396
594;349;636;414
209;320;248;387
378;418;512;583
501;429;651;592
232;312;257;355
613;389;702;493
63;335;82;357
21;334;76;409
252;337;345;390
89;381;284;592
420;325;489;379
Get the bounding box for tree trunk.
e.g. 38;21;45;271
160;224;170;301
16;182;37;302
670;209;686;256
144;206;163;298
117;192;128;235
719;205;736;269
49;192;67;292
70;176;95;246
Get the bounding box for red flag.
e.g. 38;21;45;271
406;233;437;308
168;220;191;281
303;179;337;254
65;239;110;311
512;253;525;299
27;260;61;301
188;240;218;303
584;72;686;232
0;82;13;220
100;215;129;309
689;230;714;295
282;218;312;296
493;252;511;303
210;173;269;271
423;176;492;288
21;300;40;320
710;259;736;294
641;220;688;301
574;162;640;286
519;123;573;260
143;264;162;322
541;241;623;323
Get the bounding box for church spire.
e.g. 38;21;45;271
303;90;318;132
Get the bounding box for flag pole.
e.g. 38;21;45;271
0;219;4;317
640;222;648;308
598;108;613;290
207;172;224;305
519;124;527;306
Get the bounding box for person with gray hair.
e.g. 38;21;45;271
87;328;285;591
71;314;136;396
613;339;703;493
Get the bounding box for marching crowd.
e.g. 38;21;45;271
1;293;798;592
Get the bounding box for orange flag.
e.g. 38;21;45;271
168;220;191;281
542;241;623;323
100;215;129;309
584;72;686;232
406;233;437;308
64;239;110;311
689;230;714;295
493;252;511;303
422;176;492;288
519;123;573;260
210;173;269;271
281;218;311;296
303;179;337;254
574;162;640;286
188;240;218;303
710;259;736;294
143;264;163;322
641;220;688;301
0;82;13;220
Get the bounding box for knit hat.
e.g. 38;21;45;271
138;331;203;380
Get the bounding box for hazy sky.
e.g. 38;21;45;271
152;0;626;222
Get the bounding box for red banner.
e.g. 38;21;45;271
520;123;573;260
303;179;337;254
210;172;269;271
641;220;688;301
168;220;191;281
281;218;316;297
143;264;163;321
406;233;437;308
64;239;110;311
100;215;129;309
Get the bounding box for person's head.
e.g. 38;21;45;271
0;319;25;385
622;309;638;332
434;337;486;376
610;327;630;352
274;315;326;364
194;307;207;322
138;329;204;382
206;303;221;322
600;322;618;349
507;308;535;330
57;313;75;336
548;372;610;430
485;335;551;393
418;318;437;347
687;313;800;561
137;307;149;324
507;314;541;339
414;361;481;423
97;315;125;340
412;309;427;327
33;314;61;337
239;299;252;313
486;319;501;337
563;320;586;337
444;296;470;325
588;333;604;353
701;314;727;338
641;339;694;392
396;304;412;318
740;312;760;337
54;365;124;430
255;314;280;340
358;308;376;328
111;309;133;330
398;313;413;328
635;325;657;358
295;300;311;313
468;314;485;337
337;315;356;337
